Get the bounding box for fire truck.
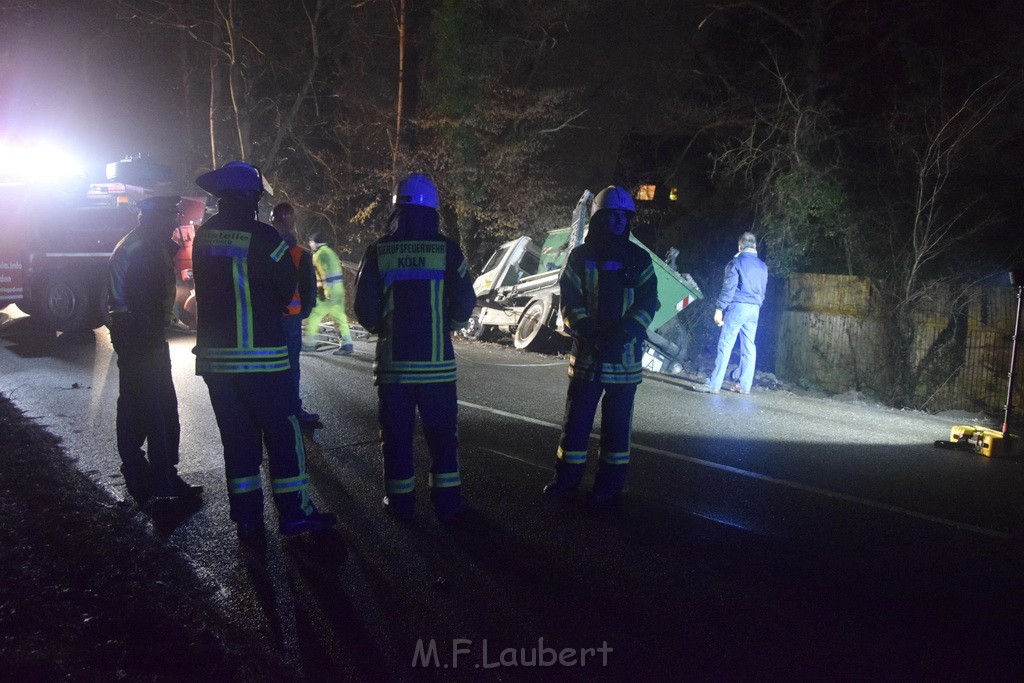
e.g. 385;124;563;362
0;152;202;332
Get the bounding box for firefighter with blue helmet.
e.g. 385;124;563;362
543;185;660;505
192;161;336;545
108;195;203;521
353;173;477;521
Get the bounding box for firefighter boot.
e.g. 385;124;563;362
236;520;268;551
589;462;628;506
279;508;338;537
383;493;415;522
431;486;470;522
543;460;585;500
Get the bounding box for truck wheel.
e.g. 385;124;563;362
513;299;551;350
36;274;93;332
460;313;487;341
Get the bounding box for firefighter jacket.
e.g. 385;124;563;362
714;248;768;311
191;204;296;374
354;206;476;385
560;223;659;384
107;227;177;354
312;243;345;301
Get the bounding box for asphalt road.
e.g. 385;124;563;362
2;306;1024;681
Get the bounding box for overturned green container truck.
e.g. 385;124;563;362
462;190;702;375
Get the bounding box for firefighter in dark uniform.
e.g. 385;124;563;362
108;195;202;518
543;186;659;505
192;161;336;545
354;173;477;521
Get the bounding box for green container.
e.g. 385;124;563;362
630;234;703;331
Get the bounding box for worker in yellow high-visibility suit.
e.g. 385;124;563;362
304;232;354;355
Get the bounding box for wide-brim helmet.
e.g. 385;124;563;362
195;161;265;196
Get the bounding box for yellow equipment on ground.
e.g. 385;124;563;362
939;425;1015;458
935;270;1024;458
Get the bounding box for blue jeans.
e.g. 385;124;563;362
709;302;759;392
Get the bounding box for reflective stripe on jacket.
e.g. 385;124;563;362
354;218;476;385
560;240;659;385
191;209;295;374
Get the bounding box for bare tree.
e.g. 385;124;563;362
711;63;856;275
870;73;1020;405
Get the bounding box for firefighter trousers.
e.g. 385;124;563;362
551;378;637;497
377;382;462;516
115;343;181;498
203;372;315;526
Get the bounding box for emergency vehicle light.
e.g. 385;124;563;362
0;141;85;184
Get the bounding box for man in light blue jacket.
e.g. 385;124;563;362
697;232;768;394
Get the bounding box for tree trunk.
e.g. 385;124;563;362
261;0;327;174
208;46;217;169
393;0;406;176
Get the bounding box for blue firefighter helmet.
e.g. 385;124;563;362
393;173;439;209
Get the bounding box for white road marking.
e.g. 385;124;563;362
458;399;1014;540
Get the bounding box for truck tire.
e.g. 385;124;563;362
35;274;94;332
459;313;487;341
513;299;551;350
